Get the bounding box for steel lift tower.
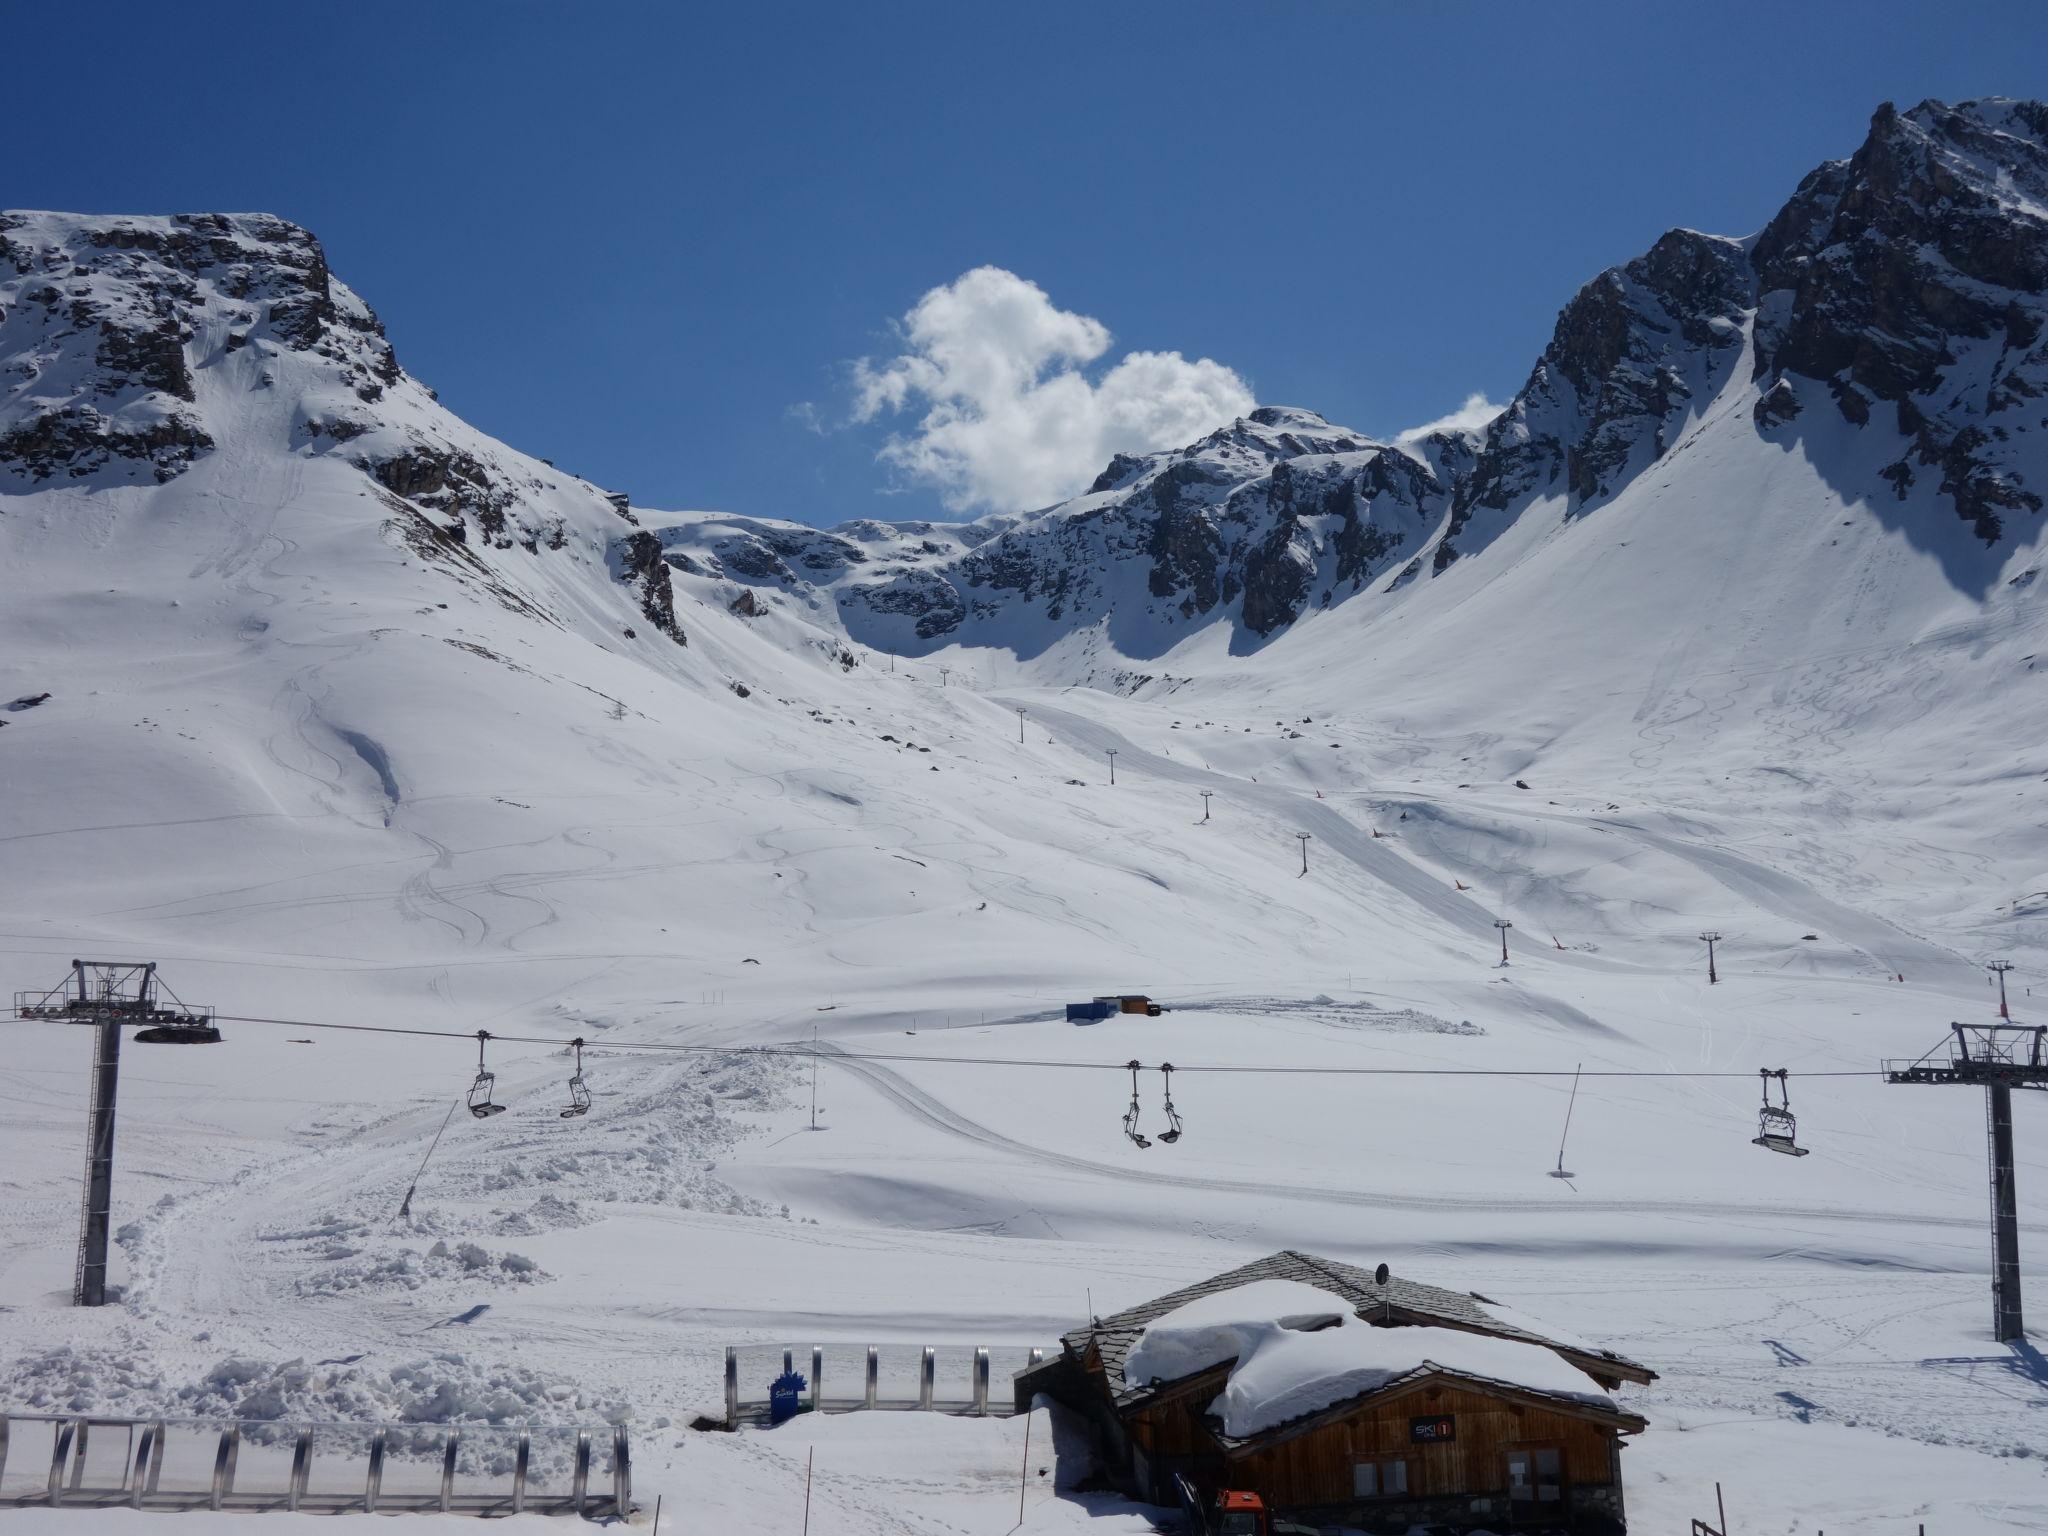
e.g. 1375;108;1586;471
14;961;219;1306
1886;1014;2046;1342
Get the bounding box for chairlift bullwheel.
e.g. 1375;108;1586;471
560;1037;592;1119
468;1030;506;1119
1751;1068;1808;1157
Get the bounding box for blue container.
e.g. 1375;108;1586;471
768;1369;809;1424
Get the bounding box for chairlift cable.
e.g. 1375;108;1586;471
0;1007;1882;1078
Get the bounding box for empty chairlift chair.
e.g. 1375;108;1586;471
1157;1062;1183;1144
560;1038;592;1119
468;1031;507;1119
1751;1068;1808;1156
1122;1060;1151;1148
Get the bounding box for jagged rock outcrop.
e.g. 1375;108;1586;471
615;530;687;645
0;212;408;485
1444;96;2047;563
659;406;1463;648
1;210;668;627
1438;229;1754;568
1750;99;2048;542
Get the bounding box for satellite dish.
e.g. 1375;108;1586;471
1374;1263;1390;1286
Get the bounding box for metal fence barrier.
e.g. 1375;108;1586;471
724;1342;1050;1425
0;1411;629;1518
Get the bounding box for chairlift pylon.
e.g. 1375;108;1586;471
560;1037;592;1119
1157;1062;1183;1144
1122;1059;1151;1149
1751;1067;1808;1157
467;1030;506;1119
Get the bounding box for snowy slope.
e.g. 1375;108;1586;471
0;101;2045;1536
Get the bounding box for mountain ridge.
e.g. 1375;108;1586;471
646;96;2047;657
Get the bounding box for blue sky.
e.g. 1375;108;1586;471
16;0;2044;524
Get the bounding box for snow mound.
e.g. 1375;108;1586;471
5;1344;628;1427
1122;1279;1614;1440
294;1239;548;1297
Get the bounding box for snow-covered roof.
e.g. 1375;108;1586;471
1120;1279;1624;1442
1059;1251;1653;1406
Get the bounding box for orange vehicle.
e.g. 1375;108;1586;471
1209;1488;1318;1536
1214;1489;1269;1535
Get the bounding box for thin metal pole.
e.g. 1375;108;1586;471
1716;1481;1727;1536
1553;1064;1582;1177
1200;791;1212;822
802;1447;814;1535
1017;708;1026;743
1495;919;1513;967
810;1029;818;1131
1018;1407;1032;1525
1991;961;2015;1019
1296;833;1310;876
398;1096;462;1220
1106;750;1117;784
1700;932;1722;985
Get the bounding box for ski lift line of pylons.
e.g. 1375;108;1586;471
1;1004;1886;1079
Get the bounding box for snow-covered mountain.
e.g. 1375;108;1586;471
0;209;688;646
4;99;2048;1536
656;97;2047;667
657;407;1472;656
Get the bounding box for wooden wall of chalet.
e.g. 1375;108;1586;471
1226;1382;1619;1506
1123;1367;1230;1472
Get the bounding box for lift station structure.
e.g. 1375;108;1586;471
13;961;220;1306
1885;1016;2046;1342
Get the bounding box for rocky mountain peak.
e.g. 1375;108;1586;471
0;211;401;484
0;209;682;646
1434;95;2048;570
1752;96;2048;541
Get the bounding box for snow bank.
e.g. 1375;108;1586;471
5;1344;628;1427
1123;1280;1614;1440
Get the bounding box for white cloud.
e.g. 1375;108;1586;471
1396;391;1501;443
851;267;1255;513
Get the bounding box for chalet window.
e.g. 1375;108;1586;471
1353;1458;1409;1498
1506;1447;1564;1504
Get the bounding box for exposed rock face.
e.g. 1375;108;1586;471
1446;95;2047;563
1439;229;1753;568
659;406;1463;646
0;212;407;485
615;530;687;645
1750;99;2048;542
0;209;660;627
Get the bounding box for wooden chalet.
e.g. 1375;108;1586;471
1015;1251;1654;1535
